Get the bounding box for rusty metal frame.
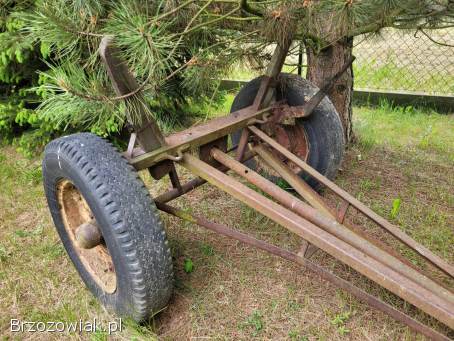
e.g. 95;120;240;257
127;38;293;171
177;152;454;329
128;104;274;170
210;147;454;304
251;143;438;279
249;125;454;279
98;37;454;338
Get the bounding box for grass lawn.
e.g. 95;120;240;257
0;101;453;340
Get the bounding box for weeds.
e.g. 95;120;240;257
390;198;402;220
0;245;9;262
240;310;264;337
288;330;308;341
354;100;454;158
200;243;215;256
184;258;194;273
331;311;353;336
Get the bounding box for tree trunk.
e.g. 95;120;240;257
306;37;354;144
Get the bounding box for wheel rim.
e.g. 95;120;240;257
255;122;309;177
57;180;117;294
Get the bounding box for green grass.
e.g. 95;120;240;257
348;102;454;265
354;100;454;160
353;60;454;95
0;101;453;340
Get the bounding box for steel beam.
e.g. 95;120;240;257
179;153;454;328
153;149;256;204
99;36;165;152
253;144;443;285
210;147;454;305
249;125;454;279
129;105;273;170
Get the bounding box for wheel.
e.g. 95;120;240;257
231;73;345;189
42;133;174;322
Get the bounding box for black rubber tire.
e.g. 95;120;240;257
42;133;174;322
231;73;345;189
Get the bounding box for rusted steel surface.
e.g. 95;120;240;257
252;40;291;110
297;239;319;259
265;40;293;80
100;37;179;180
249;125;454;279
235;129;250;162
99;37;165;152
155;177;206;204
336;201;350;224
107;36;453;332
180;153;454;328
263;56;356;123
254;143;411;267
252;144;436;280
260;122;310;172
156;201;451;341
199;137;228;167
67;35;453;337
153;149;256;204
287;56;356;119
211;147;454;306
129;105;274;170
144;37;293;171
75;221;102;250
57;180;116;294
129;39;290;166
253;144;330;216
272;103;312;122
168;166;182;193
252;76;274;109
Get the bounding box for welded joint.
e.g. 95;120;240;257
337;201;350;224
297;240;319;259
247;112;272;125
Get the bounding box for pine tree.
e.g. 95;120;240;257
21;0;267;137
17;0;454;141
0;0;50;154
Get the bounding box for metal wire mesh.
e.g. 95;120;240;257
229;29;454;96
353;29;454;95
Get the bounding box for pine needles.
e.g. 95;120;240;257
16;0;454;135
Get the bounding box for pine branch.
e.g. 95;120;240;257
240;0;264;17
20;0;454;136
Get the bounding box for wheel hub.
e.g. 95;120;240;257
256;122;309;177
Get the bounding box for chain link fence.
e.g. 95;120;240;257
227;28;454;100
354;28;454;95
